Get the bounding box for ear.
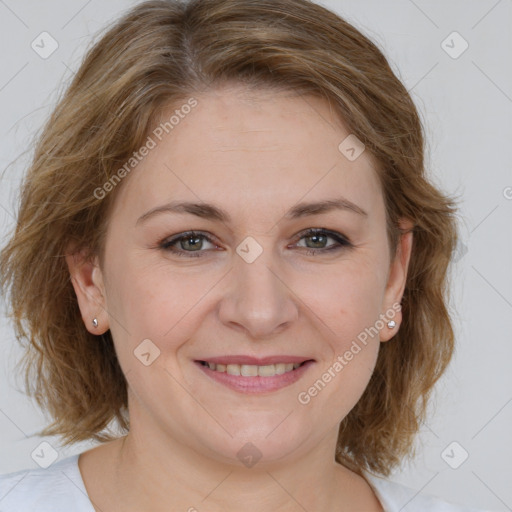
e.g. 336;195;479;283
65;246;109;335
379;218;414;342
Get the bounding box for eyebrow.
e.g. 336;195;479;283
136;196;368;226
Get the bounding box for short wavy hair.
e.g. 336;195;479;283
0;0;458;477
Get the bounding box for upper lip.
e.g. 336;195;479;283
196;355;314;365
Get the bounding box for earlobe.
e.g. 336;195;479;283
380;219;414;342
65;248;109;335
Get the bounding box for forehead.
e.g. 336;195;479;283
110;85;384;225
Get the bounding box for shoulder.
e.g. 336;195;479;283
0;453;94;512
364;472;497;512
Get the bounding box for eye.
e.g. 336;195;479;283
292;228;352;255
160;231;219;258
160;228;352;259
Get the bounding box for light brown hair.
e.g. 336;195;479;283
0;0;458;477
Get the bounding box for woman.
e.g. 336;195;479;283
0;0;493;510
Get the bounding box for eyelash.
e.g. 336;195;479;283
159;228;352;258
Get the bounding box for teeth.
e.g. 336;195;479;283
258;365;275;377
275;363;286;375
226;364;240;376
241;365;258;377
204;361;304;377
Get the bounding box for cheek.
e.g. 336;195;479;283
296;257;387;343
297;273;383;420
102;263;207;426
291;260;385;406
104;260;224;386
104;248;202;332
337;274;384;341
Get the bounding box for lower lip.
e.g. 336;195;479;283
195;361;315;394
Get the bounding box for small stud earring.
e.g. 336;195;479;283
92;318;98;328
387;320;396;329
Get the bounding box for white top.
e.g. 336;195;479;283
0;453;495;511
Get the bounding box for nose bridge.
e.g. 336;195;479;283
218;236;297;337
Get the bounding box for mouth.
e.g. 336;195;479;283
194;357;315;394
197;360;308;377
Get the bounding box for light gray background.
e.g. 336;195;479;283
0;0;511;510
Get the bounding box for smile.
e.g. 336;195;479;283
195;358;315;394
198;361;305;377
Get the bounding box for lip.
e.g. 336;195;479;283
197;355;311;366
194;357;315;394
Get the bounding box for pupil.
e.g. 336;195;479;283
183;236;201;251
308;234;326;248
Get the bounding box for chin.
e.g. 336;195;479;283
197;416;315;468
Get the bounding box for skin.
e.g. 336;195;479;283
66;83;413;512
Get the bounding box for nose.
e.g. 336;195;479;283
217;242;299;339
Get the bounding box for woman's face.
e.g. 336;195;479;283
70;84;412;467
